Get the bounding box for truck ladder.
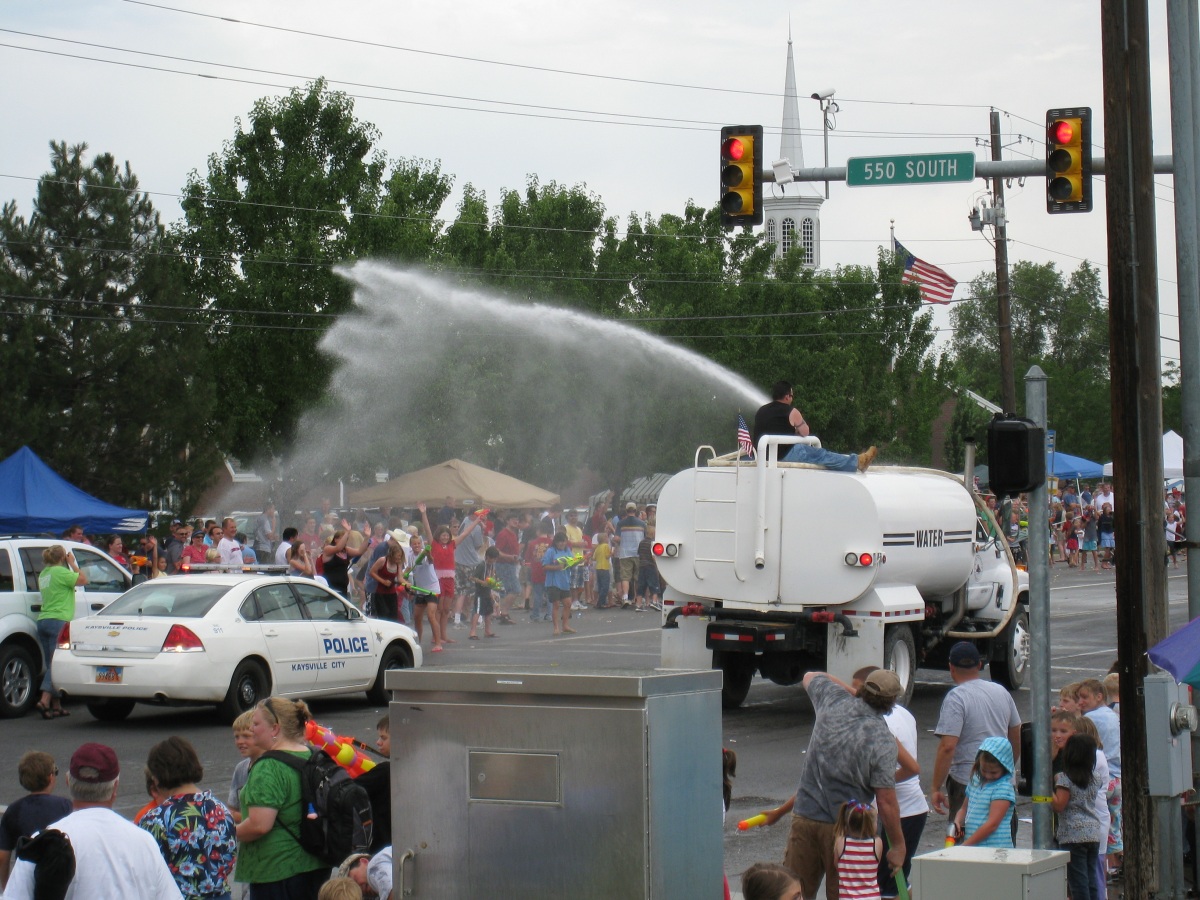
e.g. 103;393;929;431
690;446;746;582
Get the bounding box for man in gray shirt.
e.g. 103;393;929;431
784;670;905;900
454;512;486;625
930;641;1022;825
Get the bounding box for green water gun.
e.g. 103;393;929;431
558;552;585;569
403;546;430;577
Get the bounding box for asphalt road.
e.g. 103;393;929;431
2;561;1191;889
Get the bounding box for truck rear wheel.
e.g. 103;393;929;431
884;625;916;706
718;654;757;709
991;607;1029;690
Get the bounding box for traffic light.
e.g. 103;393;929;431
720;125;763;227
1045;107;1092;214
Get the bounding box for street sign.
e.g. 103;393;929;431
846;152;976;187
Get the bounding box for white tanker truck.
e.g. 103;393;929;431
655;436;1029;708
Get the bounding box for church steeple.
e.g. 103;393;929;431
779;30;805;172
762;31;824;267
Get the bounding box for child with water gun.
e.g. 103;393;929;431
468;546;501;640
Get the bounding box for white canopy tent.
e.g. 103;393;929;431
1102;430;1184;479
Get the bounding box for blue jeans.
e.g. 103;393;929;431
596;570;611;607
530;582;548;620
878;811;927;897
782;443;858;472
37;618;65;694
1064;841;1100;900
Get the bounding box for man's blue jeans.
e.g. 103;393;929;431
782;443;858;472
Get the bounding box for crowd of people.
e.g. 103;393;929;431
53;495;668;651
733;647;1122;900
987;479;1186;572
0;698;403;899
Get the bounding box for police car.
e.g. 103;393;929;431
52;574;422;722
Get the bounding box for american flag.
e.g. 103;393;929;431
737;414;755;458
895;240;957;304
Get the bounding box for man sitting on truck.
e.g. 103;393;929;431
752;380;877;472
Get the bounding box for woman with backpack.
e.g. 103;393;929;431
234;697;328;899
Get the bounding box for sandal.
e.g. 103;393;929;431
36;703;53;720
468;635;480;640
52;707;70;718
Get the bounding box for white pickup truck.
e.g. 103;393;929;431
0;538;131;716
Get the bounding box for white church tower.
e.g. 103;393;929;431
763;34;824;267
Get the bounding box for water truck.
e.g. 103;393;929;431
655;436;1028;708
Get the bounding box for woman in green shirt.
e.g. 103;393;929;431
234;696;327;899
37;545;87;718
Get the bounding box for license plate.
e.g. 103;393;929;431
95;666;123;684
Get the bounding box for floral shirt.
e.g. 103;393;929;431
139;790;237;899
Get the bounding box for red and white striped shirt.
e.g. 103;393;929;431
836;835;881;900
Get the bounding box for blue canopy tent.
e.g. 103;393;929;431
1046;450;1104;480
0;446;148;534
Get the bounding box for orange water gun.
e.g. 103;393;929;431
305;720;378;777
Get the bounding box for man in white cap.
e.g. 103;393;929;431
5;742;181;900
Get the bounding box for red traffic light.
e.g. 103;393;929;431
722;137;745;161
1049;119;1075;145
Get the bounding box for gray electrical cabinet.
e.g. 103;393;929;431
911;847;1068;899
384;666;724;899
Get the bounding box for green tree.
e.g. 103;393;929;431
0;142;220;510
179;79;451;464
948;260;1110;462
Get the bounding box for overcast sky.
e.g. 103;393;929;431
1;0;1183;371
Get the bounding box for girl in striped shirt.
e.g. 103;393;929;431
833;799;882;900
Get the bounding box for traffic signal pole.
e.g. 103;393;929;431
1166;0;1200;892
990;111;1016;415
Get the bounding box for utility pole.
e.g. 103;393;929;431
1101;1;1169;897
991;111;1016;414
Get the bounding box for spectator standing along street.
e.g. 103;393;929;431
4;742;182;900
930;642;1022;846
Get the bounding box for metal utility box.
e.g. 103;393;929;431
385;666;724;899
1145;671;1198;796
911;847;1068;899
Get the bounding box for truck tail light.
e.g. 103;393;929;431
652;542;681;558
844;552;878;567
57;622;71;649
162;625;205;653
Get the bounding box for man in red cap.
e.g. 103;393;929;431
4;743;180;900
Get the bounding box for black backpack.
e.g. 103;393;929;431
260;749;373;865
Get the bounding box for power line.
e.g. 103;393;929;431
0;39;990;145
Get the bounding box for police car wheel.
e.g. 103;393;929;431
367;643;412;706
218;659;269;723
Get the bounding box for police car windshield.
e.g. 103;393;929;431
102;583;229;618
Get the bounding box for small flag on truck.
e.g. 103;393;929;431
737;414;755;458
